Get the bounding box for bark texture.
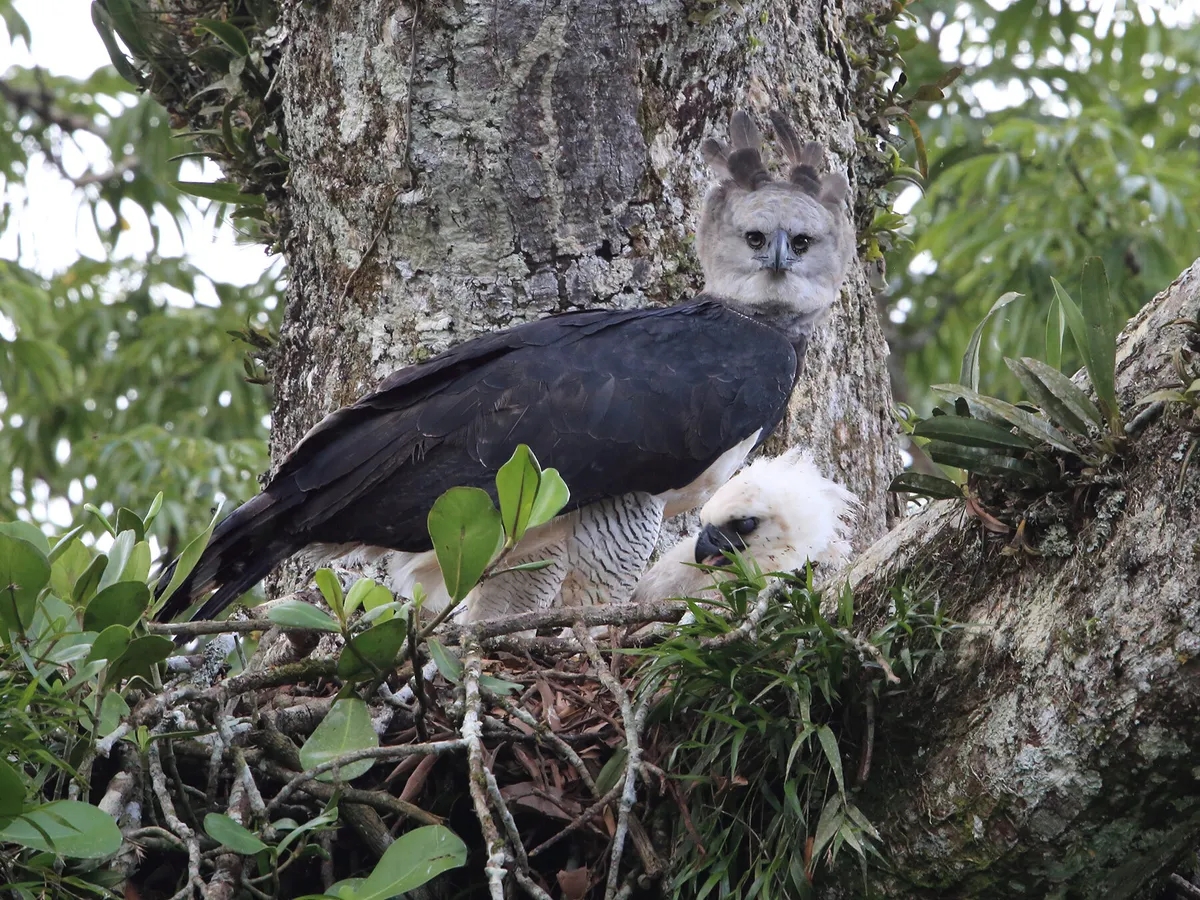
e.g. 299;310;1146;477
834;261;1200;898
269;0;900;549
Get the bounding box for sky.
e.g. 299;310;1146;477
0;0;273;290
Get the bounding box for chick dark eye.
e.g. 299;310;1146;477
791;234;812;255
745;231;765;250
729;517;758;535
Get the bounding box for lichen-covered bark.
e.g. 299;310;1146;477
269;0;899;551
831;262;1200;898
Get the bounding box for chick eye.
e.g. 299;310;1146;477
791;234;812;255
745;231;765;250
729;517;758;535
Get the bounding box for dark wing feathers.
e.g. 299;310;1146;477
156;300;797;622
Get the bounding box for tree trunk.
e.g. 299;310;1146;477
268;0;900;547
832;261;1200;899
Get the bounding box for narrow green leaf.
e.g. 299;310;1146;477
83;582;150;632
426;639;463;685
0;759;25;830
1081;257;1121;431
959;291;1022;392
1136;389;1189;406
1050;277;1088;371
337;619;407;681
143;492;164;532
0;535;51;635
426;488;503;602
266;601;341;633
299;698;379;783
48;525;86;563
1006;357;1102;437
1045;294;1065;371
816;725;845;795
155;503;223;612
912;415;1035;452
193;18;252;56
595;748;628;796
172;180;265;206
810;793;844;863
0;800;122;858
315;569;345;619
904;115;928;179
355;825;468;900
495;444;541;545
97;530;135;594
90;1;144;87
479;674;522;695
489;559;556;576
924;441;1040;479
204;813;268;854
83;504;116;537
527;468;570;529
931;384;1079;456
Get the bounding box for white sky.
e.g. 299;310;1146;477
0;0;273;290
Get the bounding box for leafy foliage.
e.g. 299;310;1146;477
884;0;1200;408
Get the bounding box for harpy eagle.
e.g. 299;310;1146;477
630;448;859;604
154;110;855;624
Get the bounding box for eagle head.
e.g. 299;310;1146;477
696;110;855;342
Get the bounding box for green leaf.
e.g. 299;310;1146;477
495;444;542;545
266;601;341;633
355;825;468;900
427;488;504;603
344;578;391;618
90;1;144;87
1045;294;1065;371
315;569;345;620
959;291;1022;392
816;725;845;795
143;493;164;532
114;508;145;543
931;385;1079;456
337;619;407;681
155;503;223;613
50;540;92;600
1050;277;1088;366
299;698;379;783
83;504;116;537
106;635;175;685
0;759;25;831
1006;357;1103;437
595;748;628;796
193;18;252;56
1136;389;1189;406
83;582;150;632
204;813;268;855
924;441;1040;479
172;180;265;206
426;639;462;685
85;624;132;663
479;674;522;695
810;793;844;864
123;541;152;584
1081;257;1121;431
912;415;1035;452
98;690;130;735
0;522;50;555
0;534;51;635
0;800;122;858
528;468;570;529
48;525;87;563
97;530;135;594
71;555;108;607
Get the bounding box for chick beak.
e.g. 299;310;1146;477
766;228;791;274
694;523;746;566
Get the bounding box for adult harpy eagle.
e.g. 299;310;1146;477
155;110;855;624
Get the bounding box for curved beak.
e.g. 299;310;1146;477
694;523;746;566
764;228;792;274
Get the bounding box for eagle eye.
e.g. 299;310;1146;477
745;231;766;250
791;234;812;255
729;516;758;535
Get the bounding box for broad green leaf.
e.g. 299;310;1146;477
426;639;462;685
337;619;407;681
0;534;51;635
50;539;93;600
355;825;468;900
315;569;345;619
912;415;1035;452
123;541;152;584
1006;357;1102;437
0;759;25;830
71;555;108;607
960;291;1022;391
204;813;268;854
98;690;130;735
1081;257;1121;431
114;508;145;543
86;625;132;664
97;530;135;594
299;698;379;783
924;441;1040;479
527;468;570;529
495;444;541;544
193;18;252;56
1045;294;1065;371
266;601;341;633
344;578;391;618
48;525;86;563
83;582;150;632
106;635;175;685
427;488;503;602
275;806;340;858
0;522;50;555
931;385;1079;456
0;800;122;858
155;503;223;612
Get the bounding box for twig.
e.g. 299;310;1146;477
490;692;598;794
257;757;443;826
837;629;901;684
855;690;876;788
148;741;204;898
449;600;689;642
1170;874;1200;900
338;185;401;306
462;633;509;900
528;780;623;857
514;869;556;900
698;582;778;650
149;618;274;637
408;606;430;741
